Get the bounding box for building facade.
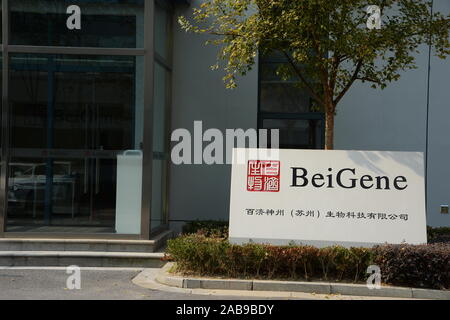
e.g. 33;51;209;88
170;0;450;230
0;0;448;241
0;0;176;239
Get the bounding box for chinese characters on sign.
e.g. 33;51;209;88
247;160;280;192
244;209;409;222
246;209;285;216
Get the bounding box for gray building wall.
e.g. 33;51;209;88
336;0;450;227
334;52;428;153
169;0;259;231
426;0;450;227
169;0;450;229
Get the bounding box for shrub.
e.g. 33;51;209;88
166;235;450;289
166;235;374;283
181;223;450;243
373;243;450;290
428;226;450;244
166;234;230;275
284;245;318;280
182;220;229;238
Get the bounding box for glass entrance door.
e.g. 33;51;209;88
6;54;144;234
0;0;172;237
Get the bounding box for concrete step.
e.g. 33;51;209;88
0;230;173;253
0;251;166;268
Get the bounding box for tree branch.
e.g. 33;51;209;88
356;76;382;84
208;31;244;37
282;51;326;107
329;54;344;93
333;59;363;106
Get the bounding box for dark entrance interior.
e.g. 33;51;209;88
6;54;140;233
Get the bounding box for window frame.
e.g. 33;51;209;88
257;51;325;150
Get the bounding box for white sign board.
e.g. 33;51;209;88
229;148;427;247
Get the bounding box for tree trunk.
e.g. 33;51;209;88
325;110;334;150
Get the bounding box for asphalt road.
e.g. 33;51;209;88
0;268;401;301
0;268;270;300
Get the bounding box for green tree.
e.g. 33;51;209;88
179;0;450;149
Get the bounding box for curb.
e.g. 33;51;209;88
156;263;450;300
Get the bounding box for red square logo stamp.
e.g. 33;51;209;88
247;160;280;192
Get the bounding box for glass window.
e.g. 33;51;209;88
1;1;174;236
259;54;313;114
260;83;312;113
6;54;144;234
10;0;145;48
259;51;324;149
262;119;323;149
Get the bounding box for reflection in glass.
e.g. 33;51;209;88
259;52;316;114
260;83;312;113
259;51;324;149
262;119;323;149
10;0;144;48
6;54;144;233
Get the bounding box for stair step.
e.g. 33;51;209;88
0;251;166;268
0;230;173;253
